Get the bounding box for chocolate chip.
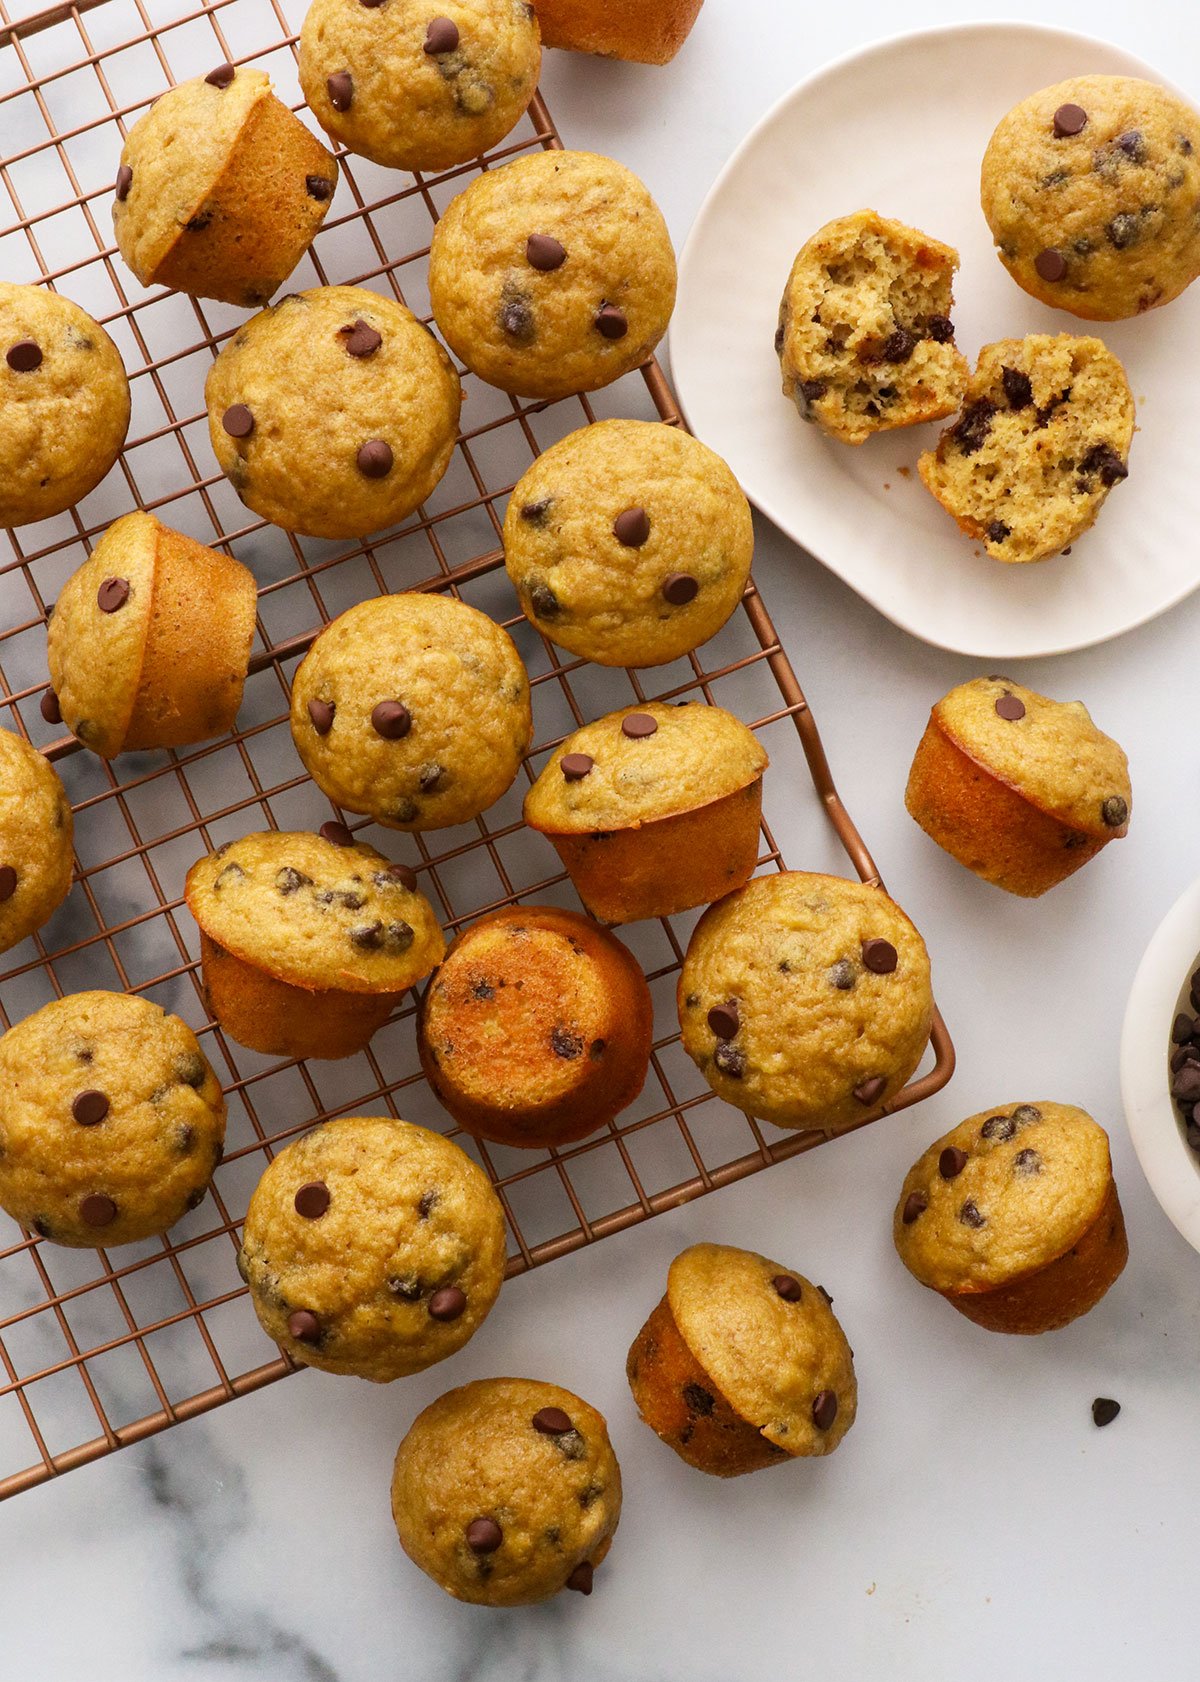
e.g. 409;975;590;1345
385;921;414;951
1080;443;1128;486
326;71;353;110
561;753;593;781
595;302;627;340
222;403;254;438
338;319;382;358
379;862;418;891
621;712;657;739
995;693;1025;721
97;576;130;614
424;15;460;52
288;1309;321;1343
115;164;133;201
950;398;997;455
683;1382;714;1415
520;497;551;525
1102;795;1128;827
958;1199;986;1228
6;339;42;372
854;1075;886;1105
306;174;334;201
1002;366;1033;409
0;866;16;903
40;690;62;725
273;867;310;897
713;1043;746;1078
307;698;335;734
707;1001;739;1039
533;1406;573;1434
428;1285;466;1321
527;580;560;619
772;1273;802;1302
526;234;566;271
499;288;534;343
1035;248;1067;282
613;506;651;547
387;1273;421;1301
939;1145;968;1179
1116;130;1147;162
357;439;393;478
294;1181;331;1219
80;1193;117;1227
987;521;1011;543
1172;1064;1200;1103
371;700;411;738
812;1390;838;1431
1106;212;1140;250
927;316;955;343
1172;1014;1195;1045
550;1026;583;1060
829;959;856;990
350;922;383;950
417;1189;439;1219
1092;1397;1121;1427
418;764;445;793
902;1190;927;1224
797;379;827;407
205;62;235;87
1013;1148;1042;1176
662;572;698;605
319;820;355;847
981;1114;1016;1140
72;1090;109;1126
566;1561;594;1594
1053;102;1088;137
1011;1104;1041;1124
882;328;915;363
861;938;897;975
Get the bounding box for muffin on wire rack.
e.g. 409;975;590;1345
0;725;74;958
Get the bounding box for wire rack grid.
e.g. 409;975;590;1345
0;0;954;1500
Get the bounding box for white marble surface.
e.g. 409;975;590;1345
5;0;1200;1676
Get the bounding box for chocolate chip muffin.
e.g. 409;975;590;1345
185;829;445;1060
894;1102;1128;1334
678;871;932;1133
918;334;1134;564
627;1243;856;1477
299;0;540;173
0;726;74;957
290;592;531;832
428;149;676;399
205;286;461;540
981;75;1200;321
524;701;767;924
391;1376;621;1603
418;905;652;1148
0;283;129;528
113;65;337;308
776;210;968;446
905;675;1132;898
0;991;225;1248
47;512;257;759
533;0;704;63
239;1115;506;1380
503;420;753;668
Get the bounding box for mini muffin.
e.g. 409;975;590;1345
205;286;461;540
428;149;676;399
290;592;531;832
185;830;445;1060
299;0;540;174
981;75;1200;321
503;420;753;668
678;871;932;1133
0;283;129;528
418;906;652;1147
238;1115;506;1379
391;1376;621;1603
0;726;74;956
0;991;225;1248
113;65;337;308
905;675;1132;898
47;513;257;758
533;0;704;63
918;335;1134;564
894;1101;1128;1334
776;211;968;446
523;701;767;924
626;1243;856;1477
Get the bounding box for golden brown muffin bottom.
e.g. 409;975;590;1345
533;0;704;63
199;931;398;1061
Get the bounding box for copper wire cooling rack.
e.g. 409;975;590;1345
0;0;954;1499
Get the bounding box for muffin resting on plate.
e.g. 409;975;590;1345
905;675;1131;897
0;726;73;957
893;1101;1128;1334
776;210;968;445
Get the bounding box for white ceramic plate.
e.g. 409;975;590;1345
672;22;1200;660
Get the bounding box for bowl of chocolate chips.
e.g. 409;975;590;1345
1121;874;1200;1251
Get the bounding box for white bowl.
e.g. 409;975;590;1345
1120;876;1200;1252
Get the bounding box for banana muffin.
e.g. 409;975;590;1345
523;701;767;924
290;592;531;832
776;210;968;446
503;420;753;668
113;65;337;308
678;871;933;1133
918;334;1134;564
0;726;74;956
47;512;257;758
905;675;1132;898
185;829;445;1060
205;286;461;540
428;149;677;399
532;0;704;63
0;991;225;1248
626;1243;856;1477
981;75;1200;321
0;283;129;528
238;1115;506;1379
894;1101;1128;1334
299;0;540;174
391;1376;621;1603
418;905;652;1147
